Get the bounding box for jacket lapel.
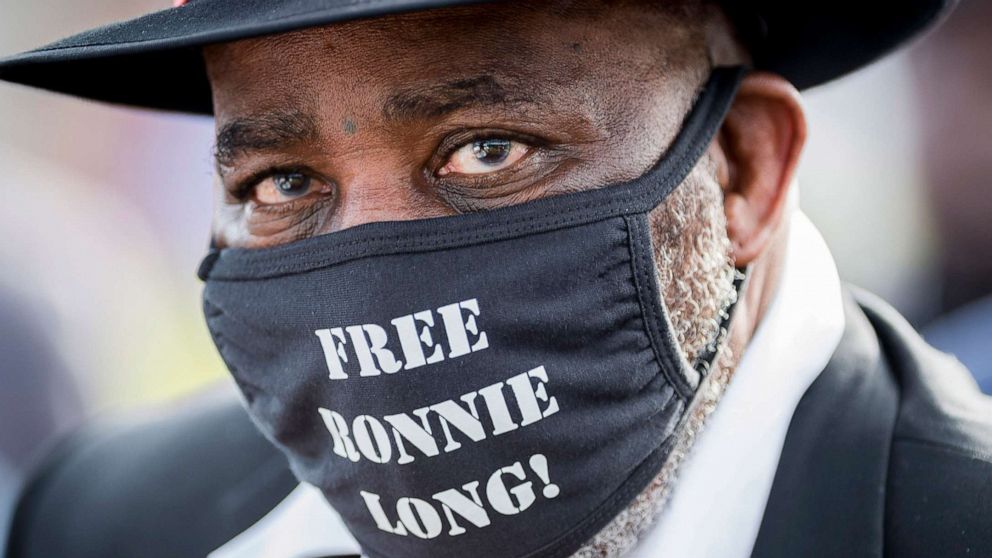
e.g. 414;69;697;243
751;291;899;558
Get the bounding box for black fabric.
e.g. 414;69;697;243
4;386;299;558
0;0;956;114
866;290;992;558
753;288;992;558
197;68;743;558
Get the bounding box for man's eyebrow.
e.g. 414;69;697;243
383;75;536;121
214;109;319;168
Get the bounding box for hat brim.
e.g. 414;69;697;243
0;0;956;115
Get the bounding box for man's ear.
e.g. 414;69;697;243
714;72;806;265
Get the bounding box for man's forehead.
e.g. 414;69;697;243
204;0;708;141
208;60;546;141
204;12;550;117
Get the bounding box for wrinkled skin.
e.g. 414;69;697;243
204;1;806;555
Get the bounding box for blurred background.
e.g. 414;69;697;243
0;0;990;548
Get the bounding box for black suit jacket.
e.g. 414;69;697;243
6;290;992;558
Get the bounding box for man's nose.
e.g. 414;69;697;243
331;170;455;231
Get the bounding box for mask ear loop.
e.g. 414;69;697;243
638;66;750;379
619;65;750;399
677;70;750;377
633;66;746;212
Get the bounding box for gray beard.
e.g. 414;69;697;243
571;157;739;558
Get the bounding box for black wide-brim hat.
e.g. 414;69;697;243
0;0;956;115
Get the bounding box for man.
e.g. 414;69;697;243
1;1;989;557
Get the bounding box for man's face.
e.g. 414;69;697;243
204;0;712;249
204;0;739;429
204;1;741;555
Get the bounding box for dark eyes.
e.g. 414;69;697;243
254;171;333;205
274;173;310;196
438;138;529;177
246;136;532;206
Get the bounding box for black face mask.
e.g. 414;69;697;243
198;67;745;558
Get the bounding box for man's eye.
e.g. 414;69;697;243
438;138;529;176
253;172;325;205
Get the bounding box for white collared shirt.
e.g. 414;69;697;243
211;209;845;558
